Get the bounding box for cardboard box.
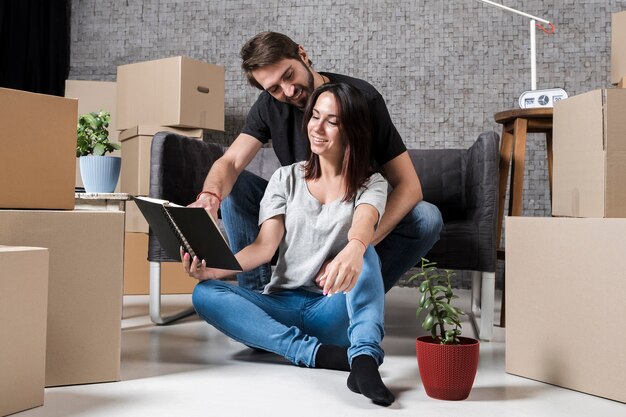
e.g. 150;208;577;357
119;126;203;232
116;56;225;131
611;10;626;84
0;87;77;209
505;216;626;403
65;80;118;189
552;89;626;217
124;232;197;294
0;210;124;387
0;246;49;416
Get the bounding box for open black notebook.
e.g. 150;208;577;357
132;196;242;271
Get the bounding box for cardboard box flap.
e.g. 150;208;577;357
604;89;626;151
553;90;606;217
118;125;203;142
605;151;626;217
611;11;626;84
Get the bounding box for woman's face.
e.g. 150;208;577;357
307;91;344;159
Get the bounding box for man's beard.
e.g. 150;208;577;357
287;61;315;110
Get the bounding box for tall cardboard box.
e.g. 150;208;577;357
124;232;198;294
65;80;118;189
505;216;626;403
119;126;203;233
0;247;49;416
0;87;77;209
552;89;626;217
0;210;124;387
116;56;225;131
611;10;626;84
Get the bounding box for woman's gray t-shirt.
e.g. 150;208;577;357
259;162;387;294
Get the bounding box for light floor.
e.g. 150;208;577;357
17;288;626;417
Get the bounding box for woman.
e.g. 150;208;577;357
182;83;394;406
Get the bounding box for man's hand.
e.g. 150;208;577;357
187;192;219;221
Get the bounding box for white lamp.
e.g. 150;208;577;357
477;0;567;108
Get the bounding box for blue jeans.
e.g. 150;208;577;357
192;246;385;367
221;170;443;292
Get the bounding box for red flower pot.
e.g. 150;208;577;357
415;336;480;400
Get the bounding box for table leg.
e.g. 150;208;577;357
510;118;528;216
497;126;514;248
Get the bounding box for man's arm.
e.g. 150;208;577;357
188;133;263;218
372;151;423;245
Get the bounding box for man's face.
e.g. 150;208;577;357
251;57;315;110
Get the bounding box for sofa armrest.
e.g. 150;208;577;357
465;131;499;212
464;131;500;268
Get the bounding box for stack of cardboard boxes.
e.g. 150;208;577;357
505;11;626;404
0;55;225;415
0;88;125;416
116;56;225;295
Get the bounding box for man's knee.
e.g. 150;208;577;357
222;170;265;212
405;201;443;241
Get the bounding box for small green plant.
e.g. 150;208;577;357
409;258;466;345
76;110;120;157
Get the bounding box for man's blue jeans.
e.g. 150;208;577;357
221;170;443;292
192;246;385;367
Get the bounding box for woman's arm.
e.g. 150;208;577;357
319;203;380;296
182;215;285;281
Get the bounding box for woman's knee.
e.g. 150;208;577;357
192;280;228;313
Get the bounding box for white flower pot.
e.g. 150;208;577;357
79;155;121;193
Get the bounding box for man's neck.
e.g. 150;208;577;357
313;71;329;90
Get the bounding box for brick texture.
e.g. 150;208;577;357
69;0;625;221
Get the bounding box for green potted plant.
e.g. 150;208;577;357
76;110;121;193
409;258;480;401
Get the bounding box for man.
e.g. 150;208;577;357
191;31;442;293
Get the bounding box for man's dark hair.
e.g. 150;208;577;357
240;32;312;90
301;83;373;202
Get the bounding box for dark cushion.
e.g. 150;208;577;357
410;131;499;272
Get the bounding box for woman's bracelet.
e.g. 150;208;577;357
349;238;367;250
196;190;222;204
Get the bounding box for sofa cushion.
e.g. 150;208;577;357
408;148;466;221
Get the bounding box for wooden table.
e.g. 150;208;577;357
495;108;554;249
494;108;553;327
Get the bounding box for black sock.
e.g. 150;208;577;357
347;355;395;406
315;345;350;371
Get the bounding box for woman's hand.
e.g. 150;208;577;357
318;240;366;296
180;247;233;281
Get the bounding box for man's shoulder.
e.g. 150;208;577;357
251;90;290;111
322;72;381;99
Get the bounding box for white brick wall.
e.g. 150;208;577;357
69;0;626;218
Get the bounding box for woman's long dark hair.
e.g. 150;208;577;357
301;83;373;202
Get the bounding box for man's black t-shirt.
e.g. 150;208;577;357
241;72;407;168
